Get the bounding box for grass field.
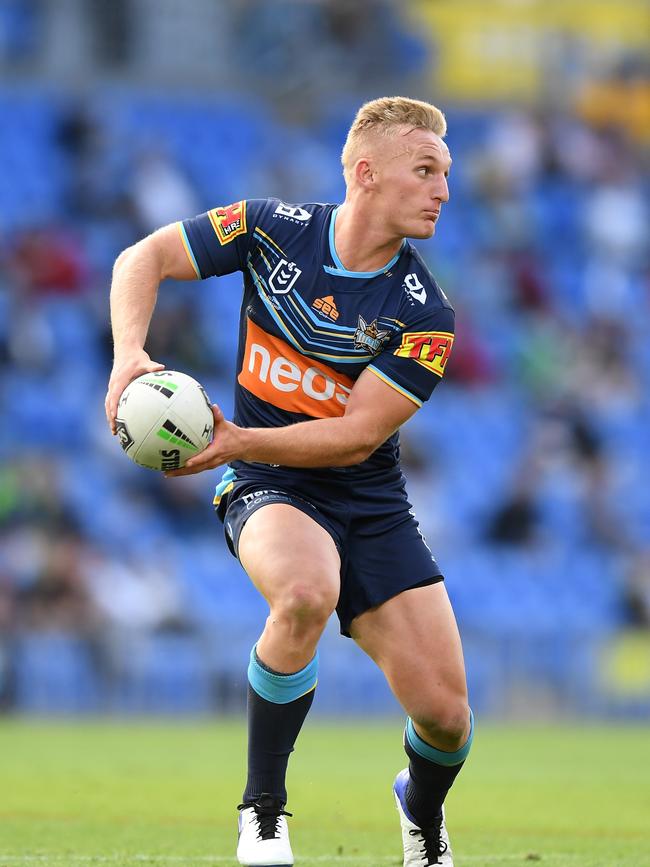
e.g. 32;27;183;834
0;719;648;867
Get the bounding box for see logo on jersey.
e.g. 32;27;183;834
394;331;454;377
312;295;339;321
208;201;247;245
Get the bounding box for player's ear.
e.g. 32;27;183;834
355;158;375;188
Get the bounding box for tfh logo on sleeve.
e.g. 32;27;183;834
394;331;454;377
208;201;247;245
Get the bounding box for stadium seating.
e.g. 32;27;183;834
1;86;647;717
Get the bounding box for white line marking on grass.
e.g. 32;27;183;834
0;855;584;865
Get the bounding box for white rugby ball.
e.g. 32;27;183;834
115;370;214;471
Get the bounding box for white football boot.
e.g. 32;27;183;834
393;768;453;866
237;793;294;866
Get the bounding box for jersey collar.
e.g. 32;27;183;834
324;206;405;279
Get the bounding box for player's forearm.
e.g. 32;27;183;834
110;241;162;354
239;416;378;468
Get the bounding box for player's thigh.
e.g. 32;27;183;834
350;582;468;720
238;503;341;611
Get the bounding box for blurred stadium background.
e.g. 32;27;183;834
0;0;648;723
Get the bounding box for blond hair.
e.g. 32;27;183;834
341;96;447;185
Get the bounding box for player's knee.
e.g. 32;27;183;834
276;581;337;628
413;697;471;750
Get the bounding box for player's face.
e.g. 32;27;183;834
374;127;451;241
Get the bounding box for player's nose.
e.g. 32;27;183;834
433;176;450;203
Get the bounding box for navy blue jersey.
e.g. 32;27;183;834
178;198;454;492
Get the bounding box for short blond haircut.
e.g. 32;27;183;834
341;96;447;185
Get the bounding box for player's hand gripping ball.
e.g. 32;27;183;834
115;371;214;471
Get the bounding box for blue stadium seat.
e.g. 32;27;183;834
109;632;212;715
13;633;101;714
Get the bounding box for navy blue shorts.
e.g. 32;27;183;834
215;470;443;637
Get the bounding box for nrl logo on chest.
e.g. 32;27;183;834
354;316;389;354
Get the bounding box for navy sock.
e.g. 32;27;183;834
243;646;318;806
404;712;474;828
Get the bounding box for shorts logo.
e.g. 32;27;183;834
394;331;454;377
273;203;312;224
403;273;427;304
242;489;289;509
354;316;390;354
238;318;353;418
269;259;302;294
208;201;247;245
312;295;339;321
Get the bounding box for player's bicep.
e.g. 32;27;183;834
147;222;200;281
369;307;456;407
344;367;420;449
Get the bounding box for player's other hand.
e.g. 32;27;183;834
164;404;242;477
105;349;165;434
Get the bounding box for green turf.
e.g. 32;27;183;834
0;719;648;866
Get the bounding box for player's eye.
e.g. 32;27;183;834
417;166;430;176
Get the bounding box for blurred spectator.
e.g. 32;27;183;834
624;551;650;628
146;295;217;379
129;147;200;236
445;306;496;387
583;177;647;266
485;459;541;547
56;104;132;223
0;569;14;709
566;315;640;415
4;225;89;297
14;529;100;635
86;0;131;68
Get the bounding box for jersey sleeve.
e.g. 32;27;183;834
177;198;268;279
367;305;455;407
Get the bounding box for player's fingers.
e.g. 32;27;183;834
106;360;165;434
105;386;119;433
166;446;222;477
211;404;224;425
106;381;126;433
164;459;211;478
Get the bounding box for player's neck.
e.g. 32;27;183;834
333;202;403;273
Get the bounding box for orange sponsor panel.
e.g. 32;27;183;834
393;331;454;377
238;319;354;418
208;200;247;245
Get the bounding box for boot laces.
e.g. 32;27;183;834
409;812;447;865
238;794;292;840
